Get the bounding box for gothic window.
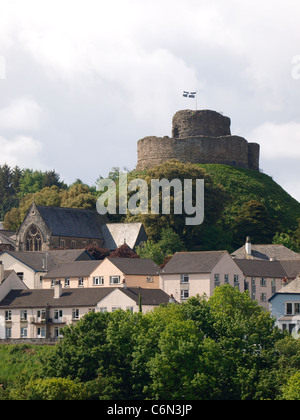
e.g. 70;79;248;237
25;225;43;251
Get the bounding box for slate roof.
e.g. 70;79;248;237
232;244;300;261
101;223;147;250
279;260;300;279
107;257;160;275
44;260;103;278
161;251;228;274
0;287;172;309
0;249;93;272
234;259;287;278
269;276;300;301
36;205;107;239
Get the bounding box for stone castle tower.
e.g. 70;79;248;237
137;110;260;171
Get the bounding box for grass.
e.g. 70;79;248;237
0;344;53;387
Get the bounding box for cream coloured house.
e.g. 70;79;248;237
0;280;172;340
160;250;245;303
43;257;161;290
0;249;94;289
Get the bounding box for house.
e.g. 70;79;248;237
232;237;300;261
43;257;161;289
0;262;28;302
269;276;300;335
0;249;94;289
15;202;147;252
234;259;287;310
160;251;244;303
0;280;173;340
0;229;16;252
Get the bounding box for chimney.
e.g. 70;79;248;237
0;262;4;284
245;237;252;256
54;280;62;299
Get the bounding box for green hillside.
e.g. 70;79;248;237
198;164;300;233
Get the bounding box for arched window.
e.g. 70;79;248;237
25;225;43;251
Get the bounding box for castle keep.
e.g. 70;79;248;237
137;110;260;171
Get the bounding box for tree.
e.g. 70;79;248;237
281;372;300;400
109;243;139;258
233;200;277;246
85;244;110;260
273;231;299;252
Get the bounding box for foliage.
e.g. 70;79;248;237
136;227;185;265
2;286;294;401
273;231;300;252
109;243;139;258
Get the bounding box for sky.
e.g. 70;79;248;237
0;0;299;202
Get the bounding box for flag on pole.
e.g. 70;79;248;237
183;91;197;98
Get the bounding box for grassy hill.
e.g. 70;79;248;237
197;164;300;233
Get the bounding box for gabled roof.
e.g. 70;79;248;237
36;205;106;239
232;244;300;261
101;223;147;250
0;287;172;309
44;260;103;279
279;260;300;279
0;249;93;272
161;251;228;274
234;259;287;278
269;276;300;302
107;257;160;275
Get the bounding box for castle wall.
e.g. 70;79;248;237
136;109;260;171
137;135;256;170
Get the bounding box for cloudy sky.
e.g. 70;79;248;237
0;0;299;202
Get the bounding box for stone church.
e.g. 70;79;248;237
15;202;147;252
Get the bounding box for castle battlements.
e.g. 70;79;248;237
137;109;260;171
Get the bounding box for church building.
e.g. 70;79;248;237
15;202;147;252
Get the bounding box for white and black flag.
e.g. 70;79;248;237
183;91;197;98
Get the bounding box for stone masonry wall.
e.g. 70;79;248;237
137;110;260;171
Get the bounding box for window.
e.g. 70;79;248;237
271;279;276;294
5;310;11;321
260;293;267;302
72;309;79;320
78;277;84;287
224;274;229;284
234;275;240;291
146;277;154;283
20;310;27;321
112;307;121;312
51;279;56;288
5;327;11;338
99;307;107;313
17;272;24;281
37;327;46;338
54;327;61;338
286;303;293;315
60;239;65;248
54;310;63;321
286;302;300;316
37;310;46;322
260;278;267;287
180;274;189;283
20;327;27;338
181;289;189;300
295;303;300;315
64;278;70;287
25;225;42;251
214;274;220;287
126;307;134;312
110;276;120;285
93;276;104;286
71;240;76;249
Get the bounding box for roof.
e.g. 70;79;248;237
279;260;300;279
107;257;160;275
161;251;228;274
44;260;103;278
0;231;16;248
234;259;287;278
232;244;300;261
0;287;172;309
36;205;106;239
101;223;147;250
269;276;300;302
0;249;93;272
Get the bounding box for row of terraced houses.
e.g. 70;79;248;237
0;204;300;341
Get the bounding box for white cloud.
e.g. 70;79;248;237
248;122;300;159
0;97;43;131
0;135;43;168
